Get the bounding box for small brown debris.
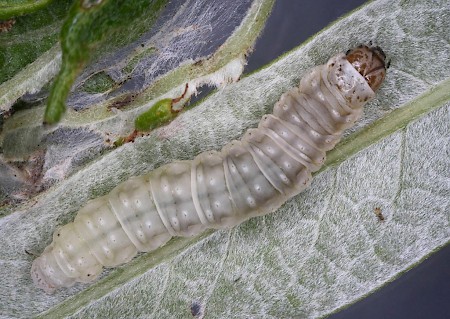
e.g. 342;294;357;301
0;19;15;33
374;207;385;222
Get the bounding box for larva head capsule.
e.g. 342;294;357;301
346;44;387;92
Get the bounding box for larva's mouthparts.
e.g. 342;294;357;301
346;44;387;92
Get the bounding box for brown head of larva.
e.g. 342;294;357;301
346;44;387;92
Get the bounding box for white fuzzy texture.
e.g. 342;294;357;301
173;54;247;111
31;53;376;293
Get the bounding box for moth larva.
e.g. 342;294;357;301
31;45;387;293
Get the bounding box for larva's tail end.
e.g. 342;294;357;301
31;257;57;294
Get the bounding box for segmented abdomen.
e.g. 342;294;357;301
31;46;386;293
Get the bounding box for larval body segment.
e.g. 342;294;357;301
31;47;386;293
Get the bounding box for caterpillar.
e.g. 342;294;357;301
31;45;387;293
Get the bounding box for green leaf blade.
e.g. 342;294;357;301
44;0;168;124
0;0;71;85
0;0;55;19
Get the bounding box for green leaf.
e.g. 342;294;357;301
0;0;449;318
134;98;173;131
0;0;71;85
44;0;168;124
0;0;55;19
